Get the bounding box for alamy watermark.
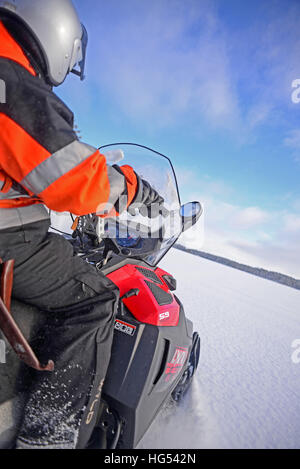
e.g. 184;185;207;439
0;339;6;364
291;79;300;104
51;199;205;249
291;339;300;364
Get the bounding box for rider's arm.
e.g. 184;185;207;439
0;61;138;216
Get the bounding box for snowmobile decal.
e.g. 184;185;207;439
165;347;188;382
159;311;170;321
85;379;105;425
114;319;136;337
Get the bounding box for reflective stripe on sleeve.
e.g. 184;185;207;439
0;204;50;229
20;140;97;195
106;165;126;207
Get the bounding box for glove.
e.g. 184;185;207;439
129;174;165;218
109;165;165;218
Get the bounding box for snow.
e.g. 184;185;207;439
137;248;300;449
1;246;299;449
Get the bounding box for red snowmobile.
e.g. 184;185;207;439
0;143;202;449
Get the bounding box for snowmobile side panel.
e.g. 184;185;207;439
101;298;193;449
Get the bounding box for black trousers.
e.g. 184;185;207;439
0;221;119;449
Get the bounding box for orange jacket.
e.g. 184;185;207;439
0;21;137;230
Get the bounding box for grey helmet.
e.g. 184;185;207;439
0;0;88;86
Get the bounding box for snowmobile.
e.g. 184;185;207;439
0;143;202;450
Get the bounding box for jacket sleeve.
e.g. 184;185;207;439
0;59;138;216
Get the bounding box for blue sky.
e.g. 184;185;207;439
58;0;300;277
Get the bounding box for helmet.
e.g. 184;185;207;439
0;0;88;86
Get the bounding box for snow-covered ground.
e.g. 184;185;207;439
137;248;300;449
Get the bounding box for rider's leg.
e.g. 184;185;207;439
6;230;119;449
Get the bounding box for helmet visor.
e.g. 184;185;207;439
79;24;88;80
71;24;88;81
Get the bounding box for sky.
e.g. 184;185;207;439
57;0;300;278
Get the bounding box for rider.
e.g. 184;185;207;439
0;0;163;449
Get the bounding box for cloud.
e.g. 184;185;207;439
72;0;300;143
198;198;272;234
245;103;273;131
80;0;241;131
284;129;300;148
284;129;300;162
178;178;300;277
177;169;234;201
229;237;300;279
231;206;271;229
282;213;300;234
182;212;300;278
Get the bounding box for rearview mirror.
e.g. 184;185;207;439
180;201;203;232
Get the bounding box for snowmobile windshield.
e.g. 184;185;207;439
99;143;183;266
49;143;183;267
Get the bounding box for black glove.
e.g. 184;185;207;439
129;174;165;218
